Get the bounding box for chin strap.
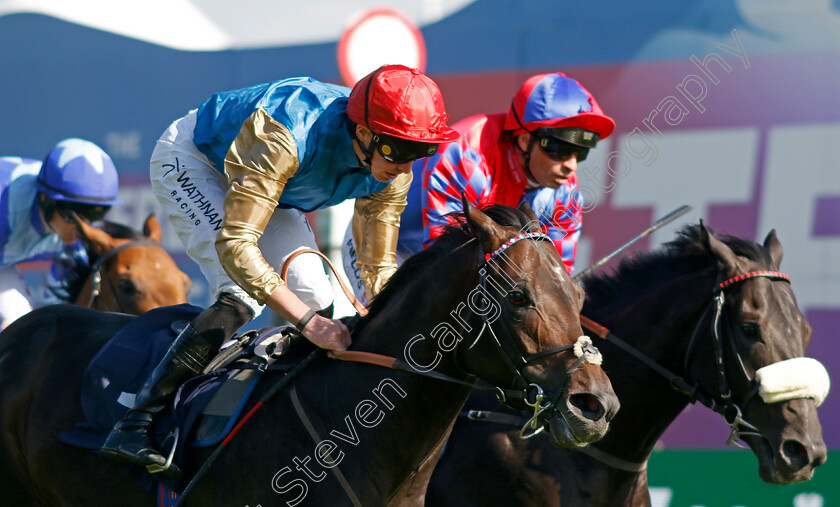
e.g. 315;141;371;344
514;135;540;188
348;122;375;167
38;196;57;231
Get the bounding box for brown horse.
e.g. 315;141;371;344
426;224;828;506
60;214;190;314
0;201;618;506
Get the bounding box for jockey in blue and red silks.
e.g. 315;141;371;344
343;73;616;304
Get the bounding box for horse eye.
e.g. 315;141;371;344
507;289;528;306
741;321;760;340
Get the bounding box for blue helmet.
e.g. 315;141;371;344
37;138;122;206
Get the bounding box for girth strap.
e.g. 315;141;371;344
290;383;363;507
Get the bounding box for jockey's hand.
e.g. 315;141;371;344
302;315;351;351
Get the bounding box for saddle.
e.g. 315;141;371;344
59;304;317;473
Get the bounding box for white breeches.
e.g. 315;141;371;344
149;110;333;317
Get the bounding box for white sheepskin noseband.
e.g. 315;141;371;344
573;336;603;366
755;357;830;406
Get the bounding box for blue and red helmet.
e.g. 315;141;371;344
37;138;122;206
504;73;615;143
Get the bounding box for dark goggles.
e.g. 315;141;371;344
55;202;109;224
536;136;590;162
372;134;439;164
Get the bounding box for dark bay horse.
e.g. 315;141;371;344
0;201;618;506
426;223;828;506
58;214;190;314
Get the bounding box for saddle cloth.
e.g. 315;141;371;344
59;303;300;469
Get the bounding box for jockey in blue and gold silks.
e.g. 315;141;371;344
101;65;458;476
0;140;120;329
343;73;615;304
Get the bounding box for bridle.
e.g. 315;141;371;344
177;234;606;505
79;239;160;313
582;269;793;451
468;232;603;438
682;269;791;448
393;231;603;439
317;231;603;439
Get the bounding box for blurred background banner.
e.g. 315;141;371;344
1;0;837;478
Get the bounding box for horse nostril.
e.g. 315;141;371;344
782;440;810;469
812;448;828;467
568;393;605;422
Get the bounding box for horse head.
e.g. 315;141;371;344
451;199;619;448
692;223;828;483
74;214;191;314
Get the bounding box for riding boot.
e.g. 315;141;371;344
100;323;223;476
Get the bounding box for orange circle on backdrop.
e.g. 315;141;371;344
337;8;427;88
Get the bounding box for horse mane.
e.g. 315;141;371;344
48;221;146;303
581;224;772;316
363;204;540;319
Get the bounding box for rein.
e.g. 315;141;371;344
463;232;604;437
285;234;604;439
80;239;161;312
682;270;791;447
460;270;794;472
591;270;791;449
177;233;603;504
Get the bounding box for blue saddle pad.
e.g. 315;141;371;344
59;304;203;449
60;306;294;471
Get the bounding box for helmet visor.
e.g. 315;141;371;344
373;134;439;164
54;202;110;224
535;127;600;149
536;135;590;162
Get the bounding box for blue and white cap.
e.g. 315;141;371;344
37;138;122;205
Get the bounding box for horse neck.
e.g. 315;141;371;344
298;242;485;500
355;242;481;366
587;264;717;467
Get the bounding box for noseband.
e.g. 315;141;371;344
329;232;603;440
465;232;604;438
81;239;160;313
683;270;791;448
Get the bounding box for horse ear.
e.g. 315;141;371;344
143;213;163;243
462;194;505;254
516;200;541;232
77;219;116;256
698;220;738;274
763;229;783;269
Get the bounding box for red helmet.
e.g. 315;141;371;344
504;73;615;140
346;64;459;143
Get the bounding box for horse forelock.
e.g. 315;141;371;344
99;220;144;241
582;224;775;317
49;221;149;304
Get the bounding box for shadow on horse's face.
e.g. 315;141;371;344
75;214;191;314
458;202;619;449
692;226;827;484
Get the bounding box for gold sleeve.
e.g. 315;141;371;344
351;171;412;301
215;108;298;304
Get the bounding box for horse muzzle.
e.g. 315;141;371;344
544;387;619;449
744;399;828;484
